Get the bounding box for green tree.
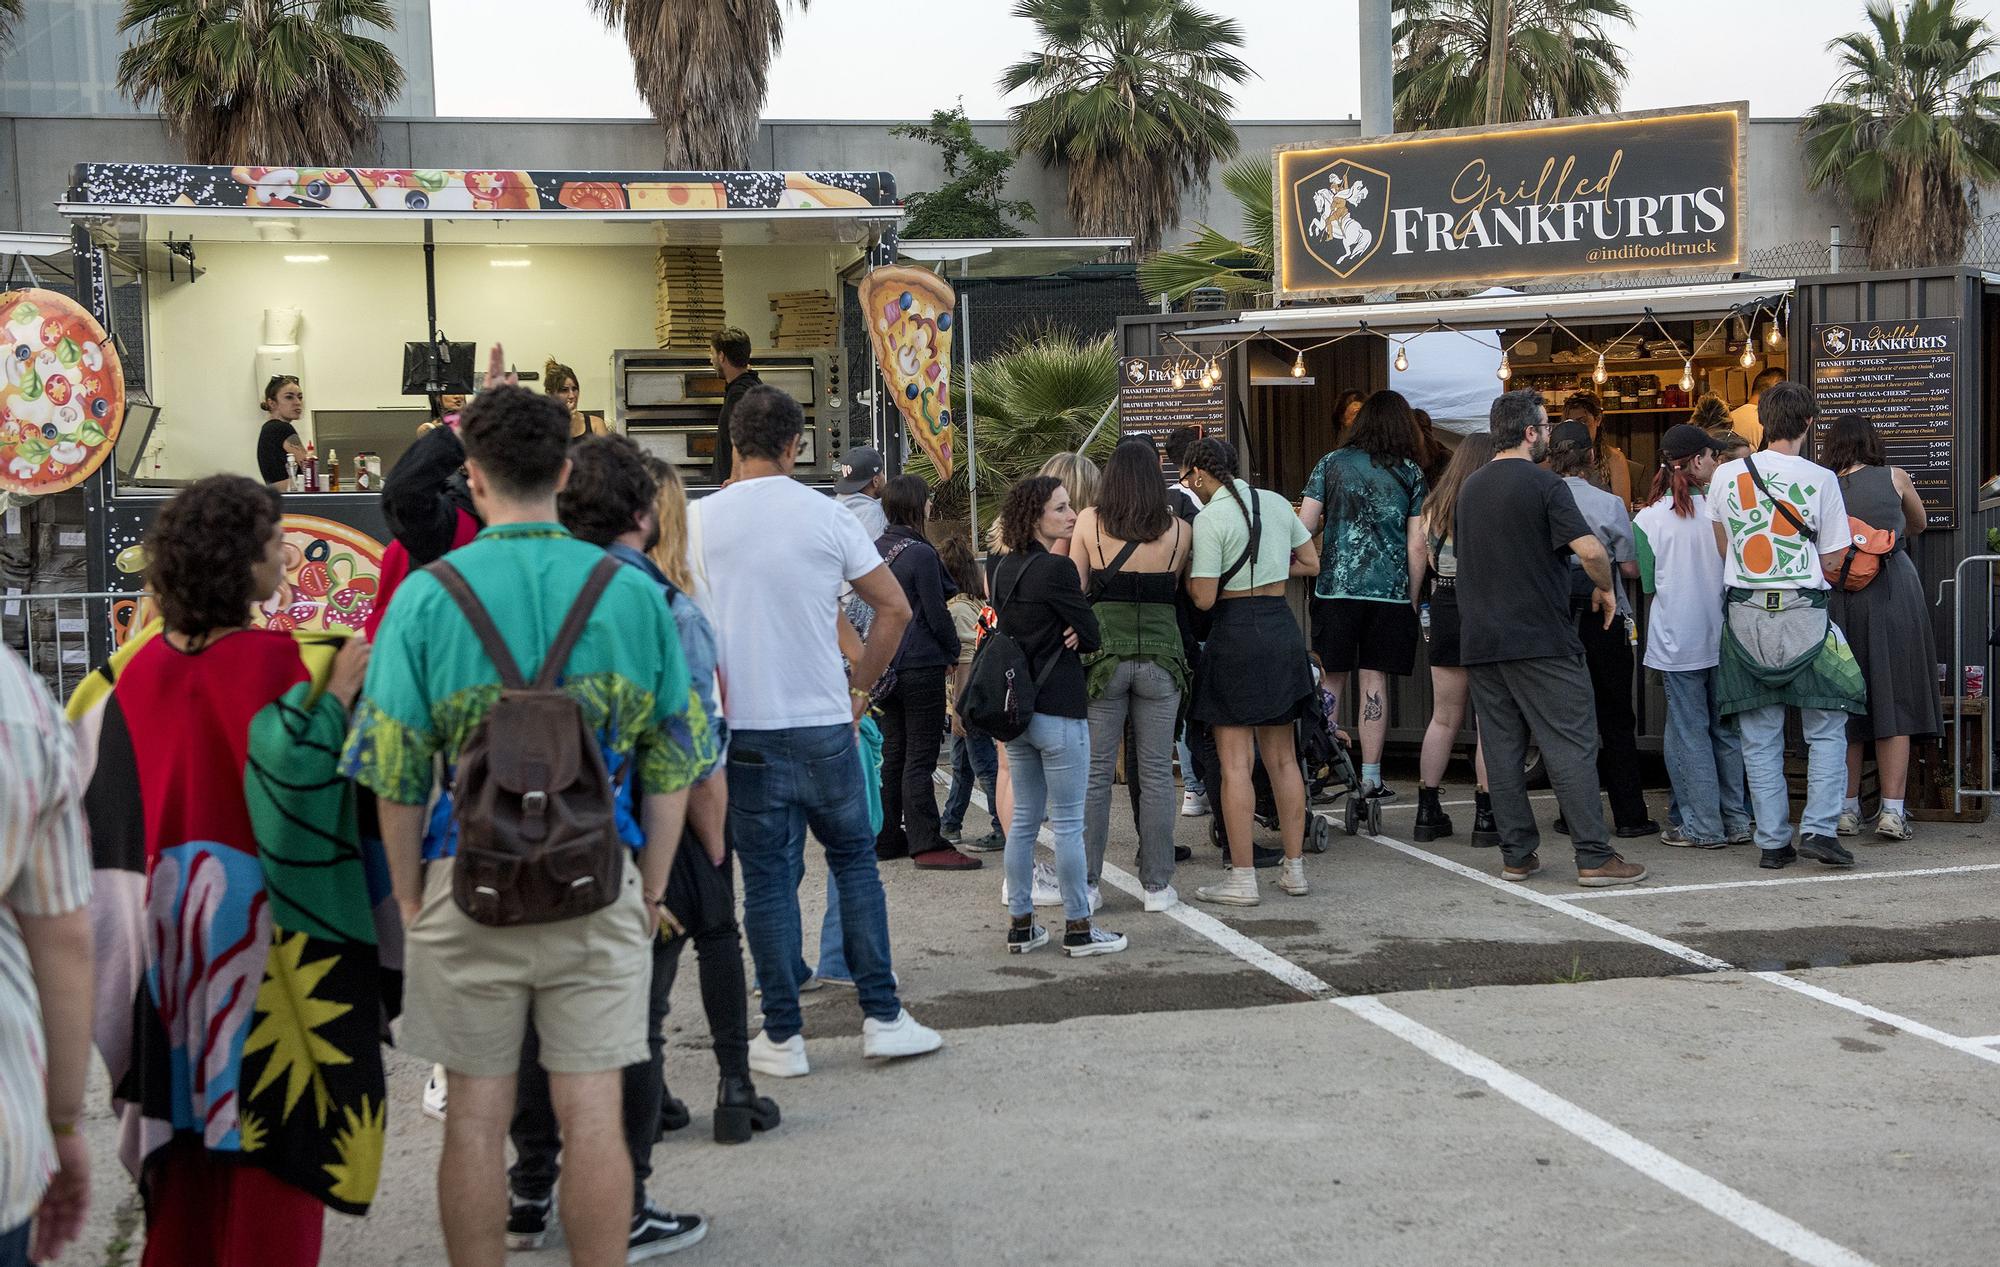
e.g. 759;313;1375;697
1000;0;1251;256
891;106;1038;239
118;0;404;164
1803;0;2000;269
905;329;1119;531
590;0;805;168
1135;154;1273;303
1392;0;1634;131
0;1;21;50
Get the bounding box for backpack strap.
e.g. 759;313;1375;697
534;555;624;690
1216;485;1263;590
428;560;529;690
1744;454;1815;544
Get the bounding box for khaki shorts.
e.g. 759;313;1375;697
399;854;654;1077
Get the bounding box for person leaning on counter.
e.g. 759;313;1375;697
255;374;309;487
709;327;760;485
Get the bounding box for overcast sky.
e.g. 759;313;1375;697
430;0;2000;121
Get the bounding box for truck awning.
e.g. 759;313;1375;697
1176;278;1794;338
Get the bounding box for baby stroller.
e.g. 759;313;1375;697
1204;687;1362;855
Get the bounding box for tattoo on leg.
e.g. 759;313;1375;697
1363;691;1383;722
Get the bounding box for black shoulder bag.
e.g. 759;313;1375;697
959;554;1061;743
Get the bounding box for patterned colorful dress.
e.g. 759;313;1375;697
68;624;394;1264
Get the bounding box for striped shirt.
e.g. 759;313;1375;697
0;645;92;1230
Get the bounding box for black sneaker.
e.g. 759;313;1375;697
1758;844;1798;870
1614;818;1662;839
505;1192;555;1251
1251;844;1284;868
1062;922;1128;957
629;1204;706;1260
1362;784;1398;805
1796;833;1856;868
1007;917;1048;954
657;1087;690;1138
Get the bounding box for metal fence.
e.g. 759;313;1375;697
0;590;134;702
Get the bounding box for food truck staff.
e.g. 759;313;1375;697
255;374;308;487
709;327;760;485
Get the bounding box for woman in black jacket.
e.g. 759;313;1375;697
873;475;974;870
989;476;1126;959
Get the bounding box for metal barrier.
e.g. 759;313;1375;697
1950;556;1998;813
0;589;143;701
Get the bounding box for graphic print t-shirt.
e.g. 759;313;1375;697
1705;452;1847;591
1301;448;1426;601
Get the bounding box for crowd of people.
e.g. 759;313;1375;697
0;336;1947;1265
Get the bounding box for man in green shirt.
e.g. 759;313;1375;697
341;377;715;1265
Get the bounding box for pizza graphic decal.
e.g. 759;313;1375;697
859;266;957;481
0;288;125;496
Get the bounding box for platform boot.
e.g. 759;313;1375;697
1470;790;1499;847
714;1075;781;1144
1413;786;1454;842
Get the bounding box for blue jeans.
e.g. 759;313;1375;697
1004;713;1092;922
728;724;900;1039
1661;668;1751;845
1177;729;1204;796
941;726;1000;836
0;1220;27;1267
1736;704;1847;850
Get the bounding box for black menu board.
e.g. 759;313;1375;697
1119;355;1227;477
1808;315;1956;529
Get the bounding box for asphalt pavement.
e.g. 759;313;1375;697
61;766;2000;1266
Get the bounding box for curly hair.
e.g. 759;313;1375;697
148;476;283;637
998;475;1064;553
1689;393;1732;432
460;385;570;497
558;433;658;546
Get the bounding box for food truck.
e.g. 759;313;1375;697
1116;102;1999;808
16;162;906;665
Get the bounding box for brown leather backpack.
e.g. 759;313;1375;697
428;555;626;927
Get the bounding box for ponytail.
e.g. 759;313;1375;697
1647;454;1699;519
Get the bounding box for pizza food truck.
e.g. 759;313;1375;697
1116;103;1998;811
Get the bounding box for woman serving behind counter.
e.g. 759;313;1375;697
255;374;309;487
544;357;606;439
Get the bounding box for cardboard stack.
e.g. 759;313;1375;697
769;289;838;350
654;246;725;349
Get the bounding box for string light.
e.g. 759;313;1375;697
1170;362;1186;390
1393;343;1409;373
1766;321;1783;348
1680;359;1695;393
1292;351;1306;378
1497;352;1511;382
1592;352;1608;385
1739;342;1758;370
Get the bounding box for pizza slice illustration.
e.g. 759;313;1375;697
859;266;957;481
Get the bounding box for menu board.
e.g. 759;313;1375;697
1119;355;1226;477
1808;315;1956;528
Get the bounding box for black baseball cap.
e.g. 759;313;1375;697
835;446;884;494
1660;423;1728;461
1548;419;1595;454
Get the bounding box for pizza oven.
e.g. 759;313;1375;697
614;348;846;484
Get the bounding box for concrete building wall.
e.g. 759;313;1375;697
0;112;1895;264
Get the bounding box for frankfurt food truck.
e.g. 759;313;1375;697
24;160;926;669
1116;101;2000;800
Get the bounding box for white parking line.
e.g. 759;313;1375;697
1357;822;2000;1069
1559;863;2000;901
1337;996;1878;1267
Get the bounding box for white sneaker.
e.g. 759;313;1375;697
1278;857;1309;896
1087;884;1103;914
1062;923;1128;957
421;1065;447;1122
1195;867;1260;907
1837;811;1861;837
1875;810;1913;841
862;1009;943;1061
999;862;1068;908
1181;791;1211;817
748;1030;809;1079
1142;884;1179;912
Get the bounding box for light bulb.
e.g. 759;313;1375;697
1497;353;1512;382
1592;353;1607;385
1739;344;1758;370
1170;366;1186;390
1393;344;1409;373
1291;351;1305;378
1680;360;1694;393
1637;339;1650;360
1766;323;1782;348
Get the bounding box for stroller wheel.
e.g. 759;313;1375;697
1307;815;1332;854
1365;801;1383;836
1342;797;1360;836
1208;814;1225;851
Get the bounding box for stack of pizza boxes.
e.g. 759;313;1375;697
768;289;837;350
653;245;726;350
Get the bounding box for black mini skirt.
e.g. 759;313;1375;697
1191;595;1315;728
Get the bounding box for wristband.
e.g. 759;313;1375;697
849;685;873;703
48;1118;79;1137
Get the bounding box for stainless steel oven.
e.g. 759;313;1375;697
614;349;846;482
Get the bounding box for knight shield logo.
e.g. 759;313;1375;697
1125;359;1150;386
1292;157;1391;280
1820;326;1851;358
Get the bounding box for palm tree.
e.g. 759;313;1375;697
1001;0;1251;256
1392;0;1634;131
1;0;22;51
905;329;1119;531
1135;154;1272;304
1803;0;2000;269
590;1;806;169
118;0;404;165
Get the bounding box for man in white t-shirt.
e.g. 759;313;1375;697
692;385;942;1077
1728;367;1783;450
1706;382;1864;871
